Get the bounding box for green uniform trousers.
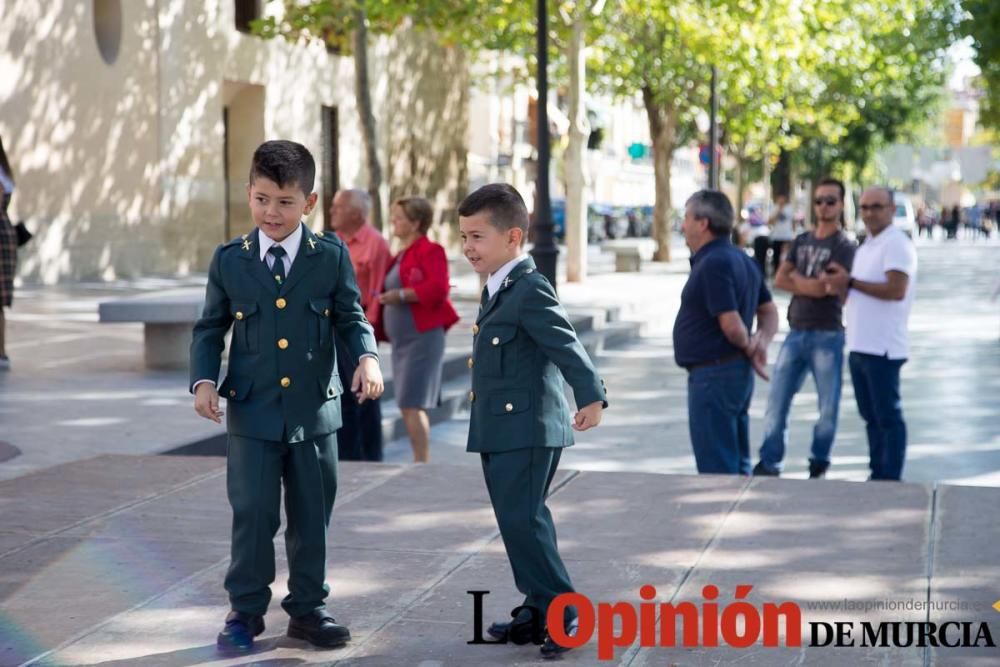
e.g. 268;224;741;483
225;433;337;618
480;447;575;623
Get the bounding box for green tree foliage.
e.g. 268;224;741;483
962;0;1000;130
789;0;959;182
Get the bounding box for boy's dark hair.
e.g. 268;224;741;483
457;183;529;236
249;140;315;195
816;177;845;200
686;189;734;236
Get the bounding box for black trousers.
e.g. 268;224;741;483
335;335;383;461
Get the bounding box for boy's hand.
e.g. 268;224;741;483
352;356;385;403
194;383;224;423
573;401;603;432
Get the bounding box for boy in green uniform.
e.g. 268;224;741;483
191;140;383;654
458;183;607;659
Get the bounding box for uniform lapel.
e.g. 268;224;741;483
278;224;322;296
476;257;536;323
239;229;280;294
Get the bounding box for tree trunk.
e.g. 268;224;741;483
642;87;676;262
564;6;588;282
352;6;383;229
735;152;748;216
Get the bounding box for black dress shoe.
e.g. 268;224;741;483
487;619;544;645
809;459;830;479
287;609;351;648
752;461;780;477
540;616;579;659
217;610;265;654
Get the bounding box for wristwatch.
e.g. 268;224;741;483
847;277;856;290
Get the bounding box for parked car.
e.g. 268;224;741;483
853;191;915;242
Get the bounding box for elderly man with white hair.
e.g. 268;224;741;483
330;188;391;462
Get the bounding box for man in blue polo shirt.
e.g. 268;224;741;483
673;190;779;475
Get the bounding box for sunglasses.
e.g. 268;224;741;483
813;197;840;206
859;204;887;211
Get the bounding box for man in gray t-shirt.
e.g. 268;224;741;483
753;179;857;478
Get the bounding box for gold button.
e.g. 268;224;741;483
276;298;287;309
468;390;475;402
277;338;289;350
324;308;330;317
492;337;500;346
280;377;291;388
229;389;236;398
467;357;474;369
235;311;244;320
505;402;513;412
472;324;479;335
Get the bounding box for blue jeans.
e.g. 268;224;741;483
848;352;907;480
687;359;754;475
758;329;845;470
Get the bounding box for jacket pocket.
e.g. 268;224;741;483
489;389;530;416
219;375;253;401
230;302;260;353
309;298;333;349
480;324;517;377
318;373;344;401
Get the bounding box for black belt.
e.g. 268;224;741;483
684;351;746;372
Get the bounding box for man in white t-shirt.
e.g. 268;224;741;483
822;187;917;480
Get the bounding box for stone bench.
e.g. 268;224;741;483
602;239;656;272
98;289;205;370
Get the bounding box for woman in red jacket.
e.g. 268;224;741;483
376;197;459;462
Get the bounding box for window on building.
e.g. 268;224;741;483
234;0;261;34
321;106;340;231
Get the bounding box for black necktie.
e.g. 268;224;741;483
268;246;287;286
480;285;490;309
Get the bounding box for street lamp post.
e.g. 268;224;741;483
530;0;558;288
708;65;720;190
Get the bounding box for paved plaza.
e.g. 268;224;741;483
1;238;999;666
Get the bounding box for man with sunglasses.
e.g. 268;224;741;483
753;178;856;479
822;186;917;481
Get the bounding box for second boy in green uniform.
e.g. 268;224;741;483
458;183;607;659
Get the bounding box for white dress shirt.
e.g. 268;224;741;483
487;254;529;298
259;223;302;275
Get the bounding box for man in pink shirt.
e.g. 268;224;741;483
330;189;391;461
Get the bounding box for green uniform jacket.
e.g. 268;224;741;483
190;225;378;443
466;257;607;453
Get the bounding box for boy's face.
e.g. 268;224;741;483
459;212;523;275
247;176;317;242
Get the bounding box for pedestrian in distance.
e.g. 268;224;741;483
753;178;857;479
329;188;391;461
673;189;779;475
375;196;460;462
822;186;917;481
459;183;607;659
0;135;18;371
191;140;384;654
